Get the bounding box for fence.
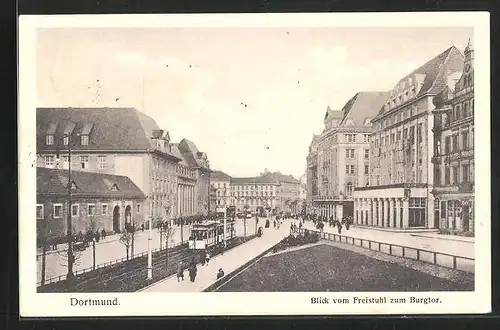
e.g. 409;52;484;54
297;228;474;273
37;240;186;287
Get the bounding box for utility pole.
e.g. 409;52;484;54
66;133;74;280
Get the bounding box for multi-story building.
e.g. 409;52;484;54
306;134;320;214
431;41;474;235
211;170;232;211
259;171;302;213
36;167;146;242
36;107;211;227
229;177;280;214
353;46;465;230
307;92;389;220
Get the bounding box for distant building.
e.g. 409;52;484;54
211;170;232;211
353;45;465;230
306;134;320;214
36;167;146;243
306;91;389;220
431;40;474;235
259;171;302;213
36;107;211;227
229;176;280;214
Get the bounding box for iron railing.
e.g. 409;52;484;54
37;240;186;286
297;228;474;273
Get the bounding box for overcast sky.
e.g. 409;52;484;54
37;27;473;178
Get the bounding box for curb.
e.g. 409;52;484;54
410;233;475;243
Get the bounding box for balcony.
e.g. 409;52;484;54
312;195;341;202
445;148;474;162
432;181;474;194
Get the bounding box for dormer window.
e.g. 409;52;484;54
46;135;54;146
80;123;93;146
63;136;69;146
81;135;89;146
71;181;78;190
111;184;120;191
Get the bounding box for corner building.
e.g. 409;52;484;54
431;41;475;235
353;46;465;230
308;92;389;220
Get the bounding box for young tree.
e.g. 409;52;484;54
119;230;133;260
57;228;82;272
243;204;249;238
160;223;176;270
86;217;98;270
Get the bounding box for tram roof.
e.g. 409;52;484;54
191;219;235;228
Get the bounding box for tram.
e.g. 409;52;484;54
188;219;236;250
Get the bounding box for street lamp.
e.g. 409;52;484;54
147;197;152;279
57;132;77;280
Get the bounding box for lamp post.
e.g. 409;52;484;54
59;133;75;280
147;197;152;279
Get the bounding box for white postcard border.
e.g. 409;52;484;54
19;12;491;317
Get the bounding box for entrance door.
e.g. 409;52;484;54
113;206;120;233
462;205;470;232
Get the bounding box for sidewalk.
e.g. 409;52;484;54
410;232;475;243
140;219;291;292
301;221;474;259
37;218;260;283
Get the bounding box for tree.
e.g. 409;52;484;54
119;230;133;260
160;223;176;270
244;204;249;238
56;228;82;272
86;217;99;271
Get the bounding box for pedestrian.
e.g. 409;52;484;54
95;231;100;243
205;251;211;265
217;268;225;279
188;262;197;282
141;223;144;232
101;229;106;239
200;253;206;266
337;221;342;235
177;261;185;282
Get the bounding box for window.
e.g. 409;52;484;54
434;165;441;185
346;183;353;196
88;204;96;216
452;166;458;184
391;133;395;144
350;165;355;174
71;204;79;217
452;135;458;152
80;156;89;169
98;156;107;170
36;204;44;219
364;165;369;175
403;128;408;140
364;149;369;159
346;165;350;174
462;102;469;118
418;123;423;143
462;131;469;150
53;204;63;218
445;137;451;154
462;164;470;183
364;134;369;142
63;136;69;146
46;135;54;145
445;165;450;184
102;204;108;215
409;126;415;142
81;135;89;146
397;131;401;141
44;155;55;167
346;149;355;159
409;198;426;227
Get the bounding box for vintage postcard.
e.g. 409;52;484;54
19;12;491;317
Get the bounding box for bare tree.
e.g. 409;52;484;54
119;230;133;260
160;223;177;270
86;218;98;270
57;228;82;270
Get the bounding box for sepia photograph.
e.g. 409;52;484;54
19;12;490;316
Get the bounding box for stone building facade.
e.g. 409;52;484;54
306;92;389;220
431;41;475;235
36;167;146;243
36;107;211;228
353;46;465;230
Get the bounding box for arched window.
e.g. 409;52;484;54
462;101;469;118
455;105;461;120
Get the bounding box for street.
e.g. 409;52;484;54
37;217;262;284
140;218;292;292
